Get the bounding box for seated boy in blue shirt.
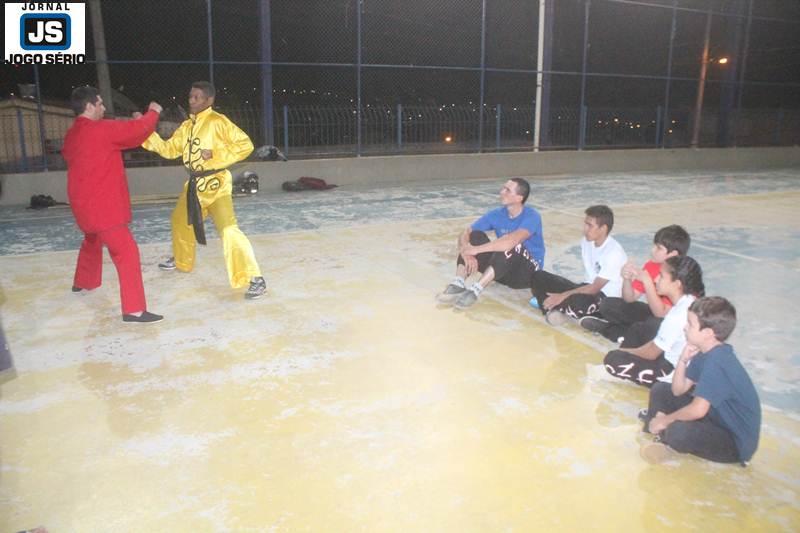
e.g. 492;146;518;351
437;178;545;309
640;296;761;465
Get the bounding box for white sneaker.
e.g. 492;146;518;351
245;277;267;300
158;257;176;271
545;310;569;326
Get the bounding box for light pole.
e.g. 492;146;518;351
88;0;114;116
691;10;731;149
691;10;712;148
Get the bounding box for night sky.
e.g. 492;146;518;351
1;0;798;112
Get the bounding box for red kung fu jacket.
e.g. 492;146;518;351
63;110;159;233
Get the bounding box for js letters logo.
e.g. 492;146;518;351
4;3;86;64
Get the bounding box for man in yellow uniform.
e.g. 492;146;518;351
142;81;266;299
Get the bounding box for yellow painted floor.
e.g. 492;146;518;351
1;172;799;531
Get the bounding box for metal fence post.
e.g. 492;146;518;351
661;0;677;148
283;105;289;156
775;108;784;145
655;105;663;147
259;0;274;146
207;0;214;85
539;0;555;149
16;108;29;172
578;0;591;150
356;0;363;157
33;64;48;171
578;105;587;150
396;103;403;150
478;0;487;153
496;104;502;150
735;0;754;147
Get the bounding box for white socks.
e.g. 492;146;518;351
469;283;484;296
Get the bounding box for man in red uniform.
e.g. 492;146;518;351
63;86;164;323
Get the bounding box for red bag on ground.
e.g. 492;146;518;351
297;177;337;190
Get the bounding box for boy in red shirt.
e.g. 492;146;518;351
580;225;689;342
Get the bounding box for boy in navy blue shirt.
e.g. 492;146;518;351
437;178;545;309
640;297;761;465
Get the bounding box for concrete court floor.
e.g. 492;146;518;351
0;168;798;531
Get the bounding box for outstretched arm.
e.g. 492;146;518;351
142;117;189;160
107;103;161;149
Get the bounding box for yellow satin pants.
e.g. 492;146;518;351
170;186;261;289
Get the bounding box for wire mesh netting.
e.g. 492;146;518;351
1;0;798;172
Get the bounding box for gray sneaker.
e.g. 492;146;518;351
545;310;569;326
245;276;267;300
453;289;479;309
158;257;176;271
436;283;466;304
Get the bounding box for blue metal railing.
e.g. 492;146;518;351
1;104;797;173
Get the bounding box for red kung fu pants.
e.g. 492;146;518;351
72;225;146;315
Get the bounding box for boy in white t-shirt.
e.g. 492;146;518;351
603;256;705;387
531;205;627;326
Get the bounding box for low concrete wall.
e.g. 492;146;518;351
2;146;799;206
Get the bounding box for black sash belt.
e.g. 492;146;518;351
186;168;223;245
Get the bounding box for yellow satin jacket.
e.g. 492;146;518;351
143;106;253;204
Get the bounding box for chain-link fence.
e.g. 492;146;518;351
2;0;799;172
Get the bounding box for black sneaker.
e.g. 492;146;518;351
637;408;649;421
122;311;164;323
579;315;610;333
436;283;466;304
72;285;85;293
245;276;267;300
158;257;176;271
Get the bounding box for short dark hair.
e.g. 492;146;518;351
510;178;530;204
690;296;737;342
662;255;705;297
585;205;614;233
191;80;216;98
70;85;100;115
654;225;691;256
